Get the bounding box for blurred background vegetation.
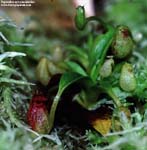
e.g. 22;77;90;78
1;0;146;80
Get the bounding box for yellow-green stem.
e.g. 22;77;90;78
107;89;122;107
48;94;60;133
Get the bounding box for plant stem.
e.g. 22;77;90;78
106;88;122;107
87;16;112;30
48;94;60;133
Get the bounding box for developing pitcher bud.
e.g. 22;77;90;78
36;57;51;86
119;63;136;92
27;90;49;134
52;46;63;63
111;25;134;59
100;59;114;78
75;6;86;30
47;61;63;75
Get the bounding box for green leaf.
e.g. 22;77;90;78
74;87;100;110
90;27;116;81
66;61;87;76
0;52;26;62
0;78;34;85
66;45;88;60
48;72;86;132
0;64;20;75
0;32;9;44
66;45;89;68
67;54;89;69
58;72;85;95
0;64;15;72
9;42;34;47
